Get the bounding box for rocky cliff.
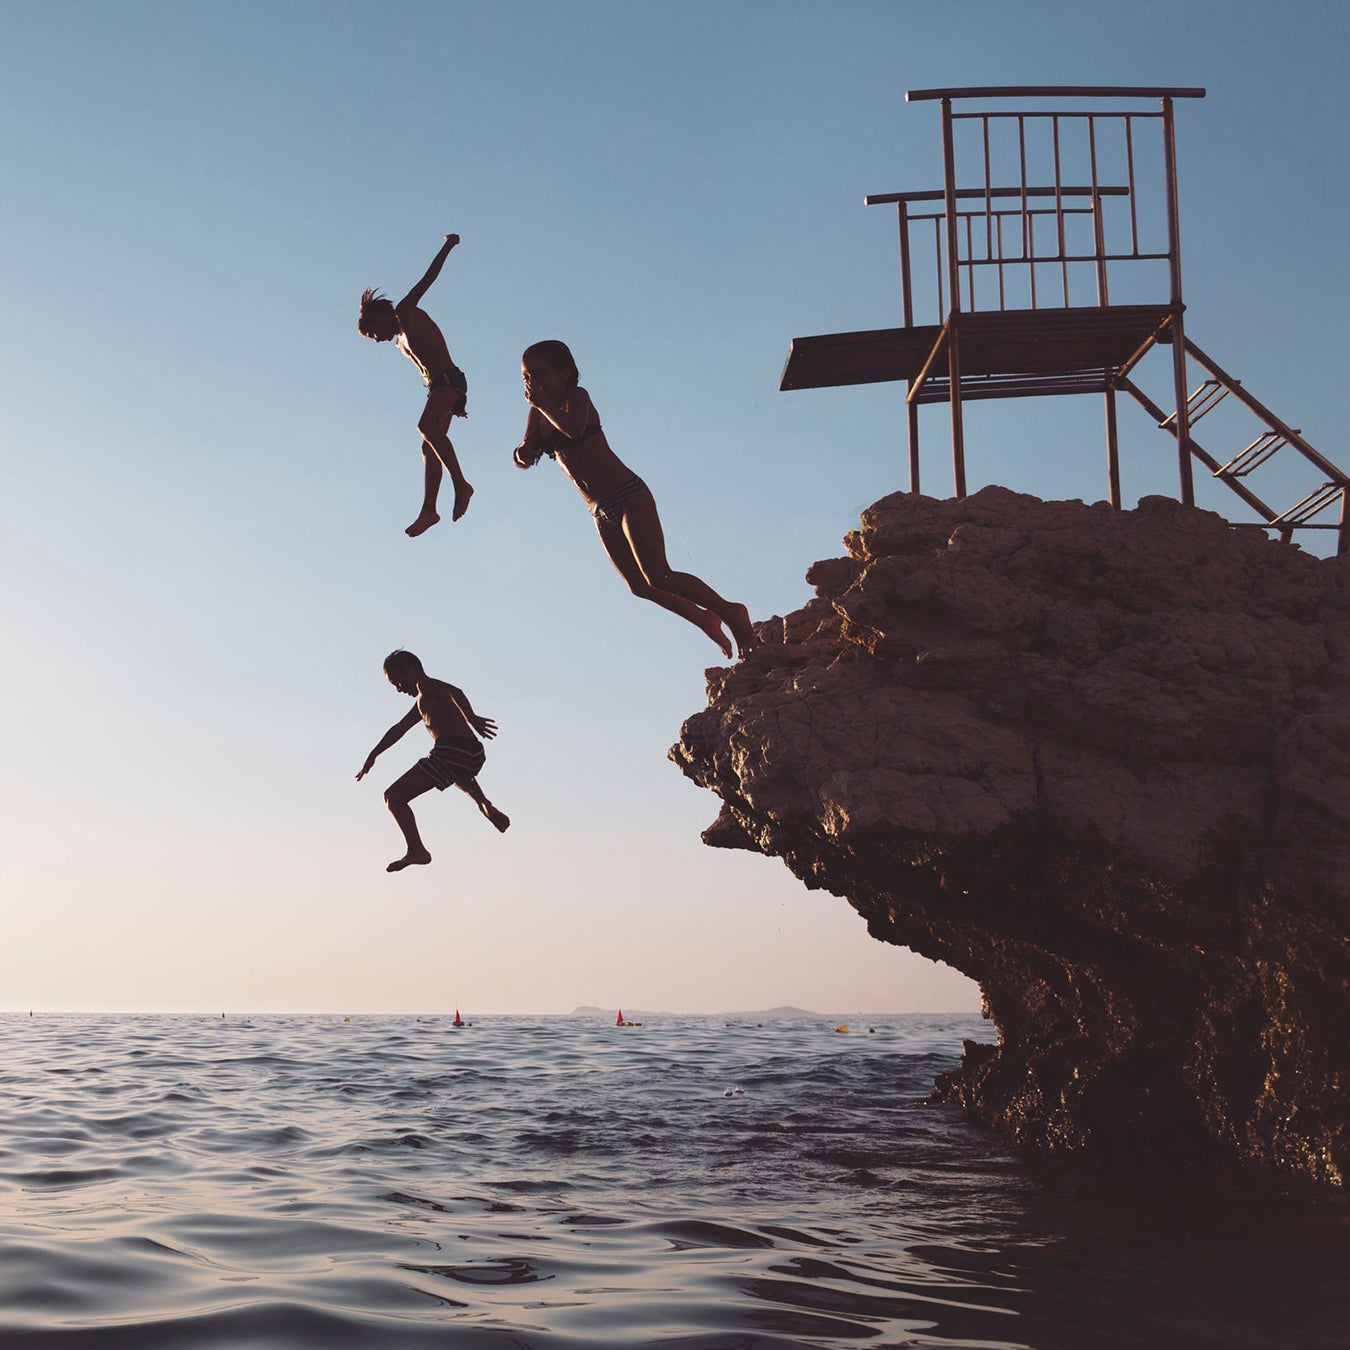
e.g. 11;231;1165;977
672;486;1349;1184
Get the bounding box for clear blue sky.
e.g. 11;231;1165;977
2;1;1345;1012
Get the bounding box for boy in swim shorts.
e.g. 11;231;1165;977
358;234;474;536
357;649;510;872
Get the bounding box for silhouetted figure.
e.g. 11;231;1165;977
513;340;756;659
357;650;509;872
358;234;473;535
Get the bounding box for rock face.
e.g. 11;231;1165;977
672;486;1349;1184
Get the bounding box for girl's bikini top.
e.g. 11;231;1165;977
538;410;603;458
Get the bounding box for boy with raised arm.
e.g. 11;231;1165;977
357;650;510;872
358;234;474;535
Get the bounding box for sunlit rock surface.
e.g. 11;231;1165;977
672;486;1349;1184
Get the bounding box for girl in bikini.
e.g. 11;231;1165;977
513;340;756;660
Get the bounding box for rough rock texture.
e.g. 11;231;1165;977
672;486;1349;1184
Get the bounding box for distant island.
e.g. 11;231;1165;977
570;1005;909;1019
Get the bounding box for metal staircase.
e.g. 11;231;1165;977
1118;337;1347;549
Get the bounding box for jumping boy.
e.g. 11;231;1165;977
357;650;510;872
358;234;473;535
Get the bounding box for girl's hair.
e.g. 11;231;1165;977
358;288;396;337
523;340;579;391
383;649;424;679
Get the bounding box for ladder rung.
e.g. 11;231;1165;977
1187;381;1231;423
1269;483;1344;526
1217;431;1289;478
1161;379;1230;429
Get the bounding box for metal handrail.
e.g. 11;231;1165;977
906;86;1206;101
865;185;1129;205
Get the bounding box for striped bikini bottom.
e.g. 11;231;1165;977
588;476;648;525
416;735;485;790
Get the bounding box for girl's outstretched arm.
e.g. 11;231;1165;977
398;234;459;311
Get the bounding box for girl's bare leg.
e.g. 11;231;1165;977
383;766;437;870
416;389;473;527
595;513;734;658
617;489;756;655
456;777;510;833
406;443;443;537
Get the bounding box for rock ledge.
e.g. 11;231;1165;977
672;487;1349;1184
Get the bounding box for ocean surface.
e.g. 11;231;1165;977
0;1013;1344;1348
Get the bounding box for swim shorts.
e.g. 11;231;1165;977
424;363;468;416
416;735;485;790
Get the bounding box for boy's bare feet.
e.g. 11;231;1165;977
406;509;440;538
451;481;474;521
387;848;432;872
480;802;510;833
727;602;758;658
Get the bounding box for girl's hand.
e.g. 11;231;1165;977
356;759;374;781
513;441;541;469
444;233;460;248
523;381;556;415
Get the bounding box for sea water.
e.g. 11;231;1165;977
0;1013;1344;1348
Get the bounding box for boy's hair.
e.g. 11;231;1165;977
383;649;425;679
358;288;397;337
523;340;579;391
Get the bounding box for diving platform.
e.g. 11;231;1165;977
783;304;1173;396
782;87;1347;553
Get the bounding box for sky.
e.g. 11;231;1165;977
2;1;1346;1014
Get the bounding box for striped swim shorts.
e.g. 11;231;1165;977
416;735;485;790
589;476;647;525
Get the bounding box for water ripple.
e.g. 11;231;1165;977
0;1013;1343;1347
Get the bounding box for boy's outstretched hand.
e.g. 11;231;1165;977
356;758;375;781
471;715;498;740
444;233;460;249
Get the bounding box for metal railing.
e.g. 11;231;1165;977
866;186;1133;322
875;86;1206;325
893;87;1205;511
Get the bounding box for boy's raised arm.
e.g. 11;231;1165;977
397;234;459;312
356;706;421;779
447;684;498;740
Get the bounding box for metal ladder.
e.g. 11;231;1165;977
1117;338;1348;553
